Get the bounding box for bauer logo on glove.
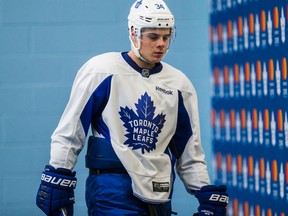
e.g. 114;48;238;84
41;173;77;188
208;193;228;203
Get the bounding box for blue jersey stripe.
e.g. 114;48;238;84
169;90;193;159
80;75;113;136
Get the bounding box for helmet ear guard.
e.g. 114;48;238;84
128;26;144;61
128;0;176;63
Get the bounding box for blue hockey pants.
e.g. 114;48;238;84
85;173;172;216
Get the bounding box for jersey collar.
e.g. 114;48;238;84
121;52;163;78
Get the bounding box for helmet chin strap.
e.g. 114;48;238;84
129;35;153;64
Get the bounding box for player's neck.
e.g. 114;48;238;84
127;51;155;69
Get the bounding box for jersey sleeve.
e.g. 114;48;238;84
170;87;211;193
49;57;112;170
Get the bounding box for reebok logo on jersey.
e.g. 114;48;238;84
155;86;173;95
119;92;166;154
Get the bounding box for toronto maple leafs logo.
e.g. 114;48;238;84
119;92;166;154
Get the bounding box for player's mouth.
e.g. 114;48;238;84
153;52;164;57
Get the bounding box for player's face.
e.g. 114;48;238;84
139;28;171;66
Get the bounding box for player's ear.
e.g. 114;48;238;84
130;26;135;36
130;26;138;45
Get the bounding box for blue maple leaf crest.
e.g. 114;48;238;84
119;92;166;154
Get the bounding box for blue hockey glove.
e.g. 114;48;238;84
36;165;77;216
195;185;228;216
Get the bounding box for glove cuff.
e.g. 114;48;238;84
45;165;76;176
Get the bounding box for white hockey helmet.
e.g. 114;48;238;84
128;0;175;62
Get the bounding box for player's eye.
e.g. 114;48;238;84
143;33;171;42
163;35;171;41
146;33;160;41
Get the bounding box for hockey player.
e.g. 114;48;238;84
36;0;228;215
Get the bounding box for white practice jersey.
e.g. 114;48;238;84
50;52;210;203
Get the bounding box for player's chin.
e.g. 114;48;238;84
151;54;164;62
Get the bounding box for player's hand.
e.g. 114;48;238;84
195;185;228;216
36;165;77;216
